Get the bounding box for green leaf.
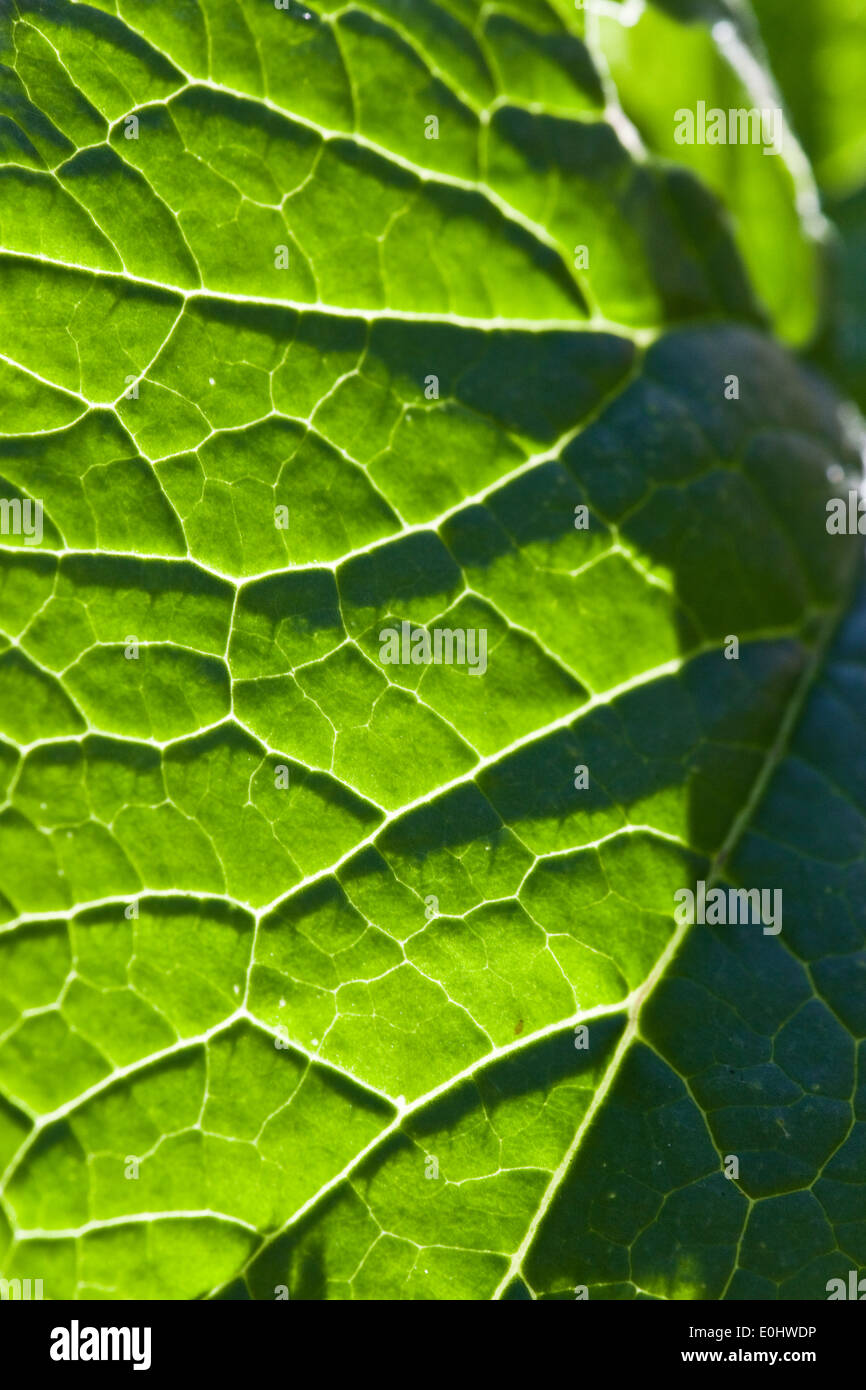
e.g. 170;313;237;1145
0;0;863;1301
745;0;866;411
596;0;825;346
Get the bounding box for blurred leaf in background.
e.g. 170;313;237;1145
749;0;866;406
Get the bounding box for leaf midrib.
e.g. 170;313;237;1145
492;568;861;1299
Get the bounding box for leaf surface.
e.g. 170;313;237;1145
0;0;863;1300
